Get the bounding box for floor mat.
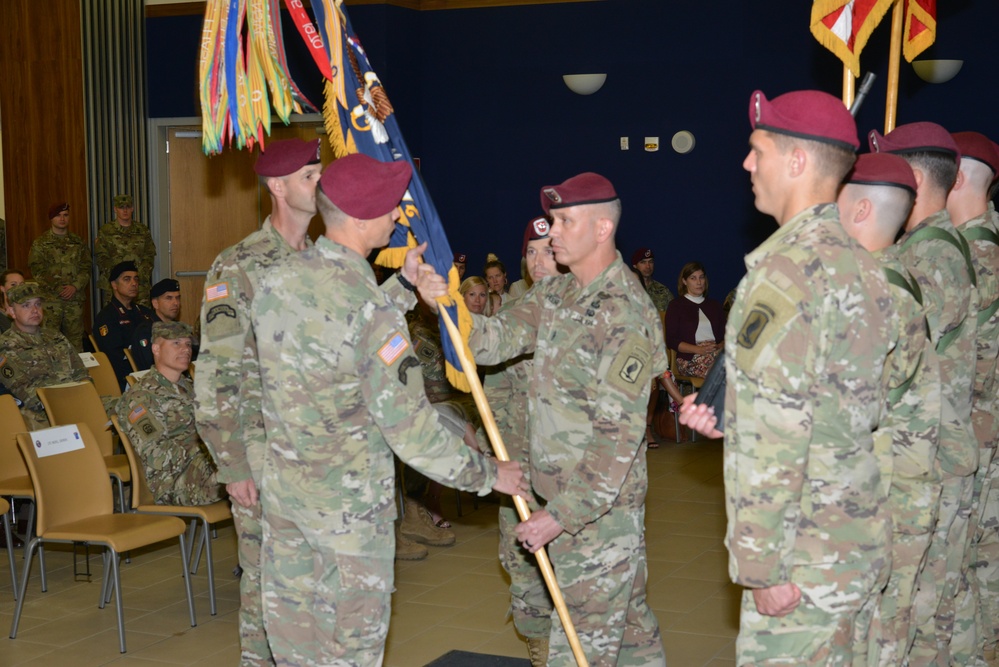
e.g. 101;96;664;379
425;650;531;666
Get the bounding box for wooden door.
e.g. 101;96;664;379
166;123;330;328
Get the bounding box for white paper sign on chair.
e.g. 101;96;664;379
29;425;85;458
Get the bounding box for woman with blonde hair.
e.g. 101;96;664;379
459;276;490;315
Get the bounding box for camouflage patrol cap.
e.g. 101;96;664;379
540;172;618;214
868;122;959;162
152;320;193;342
113;194;133;208
48;202;69;219
254;138;321;177
631;247;654;266
522;216;551;256
844;153;917;195
951;132;999;176
749;89;859;151
319;153;412;219
109;260;138;282
6;282;45;305
150;278;181;299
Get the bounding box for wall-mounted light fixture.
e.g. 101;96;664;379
911;59;963;84
562;73;607;95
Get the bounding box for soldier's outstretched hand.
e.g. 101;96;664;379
679;393;723;438
226;478;259;508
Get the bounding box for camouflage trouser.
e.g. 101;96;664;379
952;447;996;666
498;498;552;639
231;501;275;666
262;511;393;667
976;453;999;652
546;503;664;667
909;473;975;667
738;562;886;667
878;531;933;666
41;297;84;352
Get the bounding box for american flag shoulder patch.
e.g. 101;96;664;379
128;405;147;424
377;333;409;366
205;282;229;302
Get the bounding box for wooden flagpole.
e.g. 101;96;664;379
438;307;590;667
843;65;856;109
885;0;904;133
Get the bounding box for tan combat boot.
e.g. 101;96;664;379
400;497;455;546
527;636;549;667
395;526;428;560
984;644;999;667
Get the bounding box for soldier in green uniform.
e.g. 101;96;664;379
946;132;999;665
117;321;224;506
0;282;89;429
482;215;563;666
249;153;525;665
0;269;25;334
463;172;668;666
838;153;943;665
631;247;673;314
869;123;980;667
95;194;156;305
29;203;91;351
682;90;893;665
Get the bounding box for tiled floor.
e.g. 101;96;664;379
1;437;738;666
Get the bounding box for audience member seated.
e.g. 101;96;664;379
116;321;225;506
130;278;199;371
95;260;154;389
0;269;25;334
665;261;726;378
631;247;674;313
453;252;467;281
0;281;89;429
460;276;490;315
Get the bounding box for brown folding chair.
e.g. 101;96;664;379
1;497;14;595
123;348;139;373
0;395;38;598
86;351;123;398
88;332;100;352
36;382;131;511
10;424;195;653
111;415;231;615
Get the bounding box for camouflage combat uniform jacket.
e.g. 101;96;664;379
469;253;668;532
94;220;157;303
0;326;89;428
117;368;223;506
645;278;674;313
251;236;497;527
723;203;892;590
28;230;91;303
897;210;979;477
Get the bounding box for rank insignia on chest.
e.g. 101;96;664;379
738;303;775;350
377;332;410;366
99;325;109;336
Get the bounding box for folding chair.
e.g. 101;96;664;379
88;332;100;352
668;348;703;442
10;424;195;653
1;497;14;595
111;415;231;615
85;351;123;398
36;382;131;511
123;348;139;373
0;395;39;598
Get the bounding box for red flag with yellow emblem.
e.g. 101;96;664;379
902;0;936;62
811;0;894;77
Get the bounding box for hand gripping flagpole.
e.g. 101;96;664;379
438;306;590;667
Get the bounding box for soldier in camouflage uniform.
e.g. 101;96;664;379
28;202;91;351
0;282;89;430
466;173;667;666
0;269;25;334
946;132;999;665
116;321;224;506
482;215;563;666
95;194;156;305
683;90;893;666
982;182;999;667
249;153;525;665
869;123;981;667
195;138;324;667
631;248;673;313
838;153;944;666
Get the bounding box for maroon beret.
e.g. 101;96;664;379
48;202;69;219
952;132;999;176
521;216;551;256
868;122;959;162
631;247;654;266
845;153;917;195
749;89;859;150
319;153;412;220
540;172;618;214
453;252;467;264
254;138;321;177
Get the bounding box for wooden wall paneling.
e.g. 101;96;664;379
0;0;91;320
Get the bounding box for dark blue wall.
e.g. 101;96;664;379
147;0;999;296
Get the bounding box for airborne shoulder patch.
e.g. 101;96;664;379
734;275;801;371
737;303;775;350
607;333;652;399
